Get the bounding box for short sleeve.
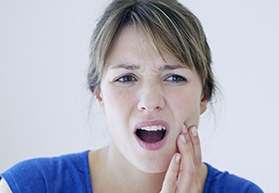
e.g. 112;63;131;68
0;159;47;193
0;151;92;193
246;183;264;193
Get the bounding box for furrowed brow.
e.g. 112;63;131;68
110;64;140;71
159;64;188;71
109;64;188;71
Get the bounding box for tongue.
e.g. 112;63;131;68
137;130;165;143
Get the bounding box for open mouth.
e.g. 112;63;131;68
135;126;167;143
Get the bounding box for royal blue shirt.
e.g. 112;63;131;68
0;150;264;193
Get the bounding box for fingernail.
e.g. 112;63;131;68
180;134;186;143
175;154;181;163
191;127;198;137
182;125;187;133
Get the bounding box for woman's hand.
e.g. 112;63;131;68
160;125;203;193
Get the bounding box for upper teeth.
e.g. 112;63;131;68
139;125;166;131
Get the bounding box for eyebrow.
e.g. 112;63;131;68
110;64;140;70
110;64;188;71
159;64;188;71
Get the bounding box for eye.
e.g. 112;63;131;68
164;74;187;83
115;75;137;84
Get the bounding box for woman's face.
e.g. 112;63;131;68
95;25;207;173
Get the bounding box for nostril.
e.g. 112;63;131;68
139;105;162;112
138;98;165;112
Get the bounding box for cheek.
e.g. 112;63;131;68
102;86;136;117
167;90;201;125
101;87;137;139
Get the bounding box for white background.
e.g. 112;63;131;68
0;0;278;192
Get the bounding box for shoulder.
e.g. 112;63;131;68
0;150;92;193
203;163;264;193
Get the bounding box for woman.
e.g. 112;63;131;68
0;0;263;192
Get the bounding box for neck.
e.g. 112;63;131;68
95;145;167;193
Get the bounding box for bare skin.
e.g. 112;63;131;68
88;125;208;193
0;125;208;193
88;25;209;193
0;179;12;193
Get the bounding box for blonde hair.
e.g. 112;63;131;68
88;0;215;101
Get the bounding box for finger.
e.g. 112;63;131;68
182;125;201;166
188;126;202;166
176;133;196;192
160;153;181;193
178;127;195;167
182;125;195;158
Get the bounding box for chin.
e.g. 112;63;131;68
132;151;174;174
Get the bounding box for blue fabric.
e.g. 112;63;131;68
0;150;93;193
202;163;263;193
0;150;264;193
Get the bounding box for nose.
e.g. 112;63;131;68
137;82;166;113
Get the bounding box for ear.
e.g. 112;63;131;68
94;87;105;112
200;94;208;115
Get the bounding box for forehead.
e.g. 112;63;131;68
107;25;156;61
105;25;185;71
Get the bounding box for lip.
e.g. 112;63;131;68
134;120;170;151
